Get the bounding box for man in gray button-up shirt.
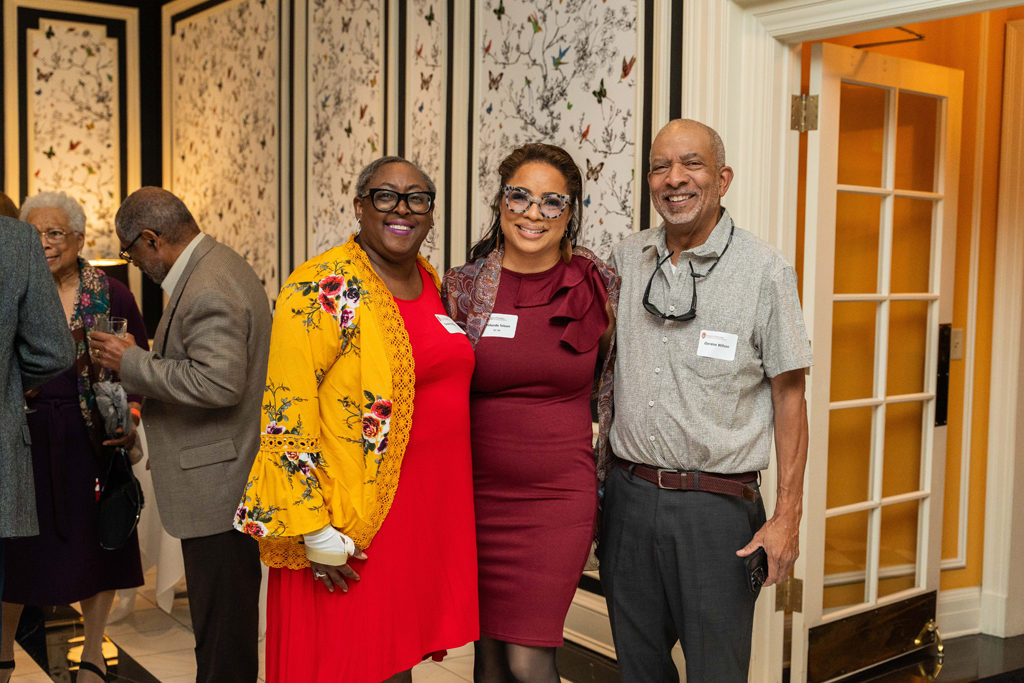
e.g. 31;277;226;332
600;119;812;682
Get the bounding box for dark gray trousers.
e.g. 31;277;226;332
181;529;261;683
599;465;766;683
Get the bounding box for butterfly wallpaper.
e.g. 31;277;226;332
307;0;383;256
27;20;121;261
407;0;446;271
476;0;639;259
170;0;281;298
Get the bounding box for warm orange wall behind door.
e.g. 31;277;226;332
796;6;1024;597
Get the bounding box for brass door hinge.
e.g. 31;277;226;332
791;94;819;132
775;576;804;612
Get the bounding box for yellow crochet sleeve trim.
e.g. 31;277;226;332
345;242;420;550
258;536;309;570
260;434;322;453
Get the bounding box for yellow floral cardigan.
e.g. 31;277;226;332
234;236;438;569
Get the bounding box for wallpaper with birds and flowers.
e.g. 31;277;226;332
307;0;383;256
170;0;280;297
475;0;639;259
27;19;122;261
406;0;446;271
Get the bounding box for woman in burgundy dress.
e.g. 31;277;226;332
1;192;146;683
444;144;618;683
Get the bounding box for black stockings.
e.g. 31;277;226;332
473;637;560;683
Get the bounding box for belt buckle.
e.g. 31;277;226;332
656;468;676;489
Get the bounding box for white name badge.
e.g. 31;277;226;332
435;314;467;335
697;330;738;361
481;313;519;339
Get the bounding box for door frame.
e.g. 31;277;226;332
677;0;1024;679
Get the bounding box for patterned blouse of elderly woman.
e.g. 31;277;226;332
0;192;149;683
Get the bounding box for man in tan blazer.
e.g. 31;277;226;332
91;187;271;683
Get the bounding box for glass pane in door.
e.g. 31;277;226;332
887;301;930;396
835;193;882;294
882;401;925;498
831;302;878;402
878;500;921;598
894;92;939;193
891;198;935;293
827;407;873;508
838;83;888;187
823;510;870;611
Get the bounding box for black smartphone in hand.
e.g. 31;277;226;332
745;546;768;596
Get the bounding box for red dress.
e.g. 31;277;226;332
470;256;609;646
265;264;478;682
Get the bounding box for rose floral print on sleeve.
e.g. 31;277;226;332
235;256;370;539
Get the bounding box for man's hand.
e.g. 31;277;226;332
737;512;800;587
89;331;137;373
310;548;369;593
103;425;138;452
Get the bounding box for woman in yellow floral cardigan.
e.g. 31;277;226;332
235;158;478;683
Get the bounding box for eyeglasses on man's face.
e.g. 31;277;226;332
361;188;436;215
503;185;571;219
119;231;160;264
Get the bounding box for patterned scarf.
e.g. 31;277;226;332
67;258;115;440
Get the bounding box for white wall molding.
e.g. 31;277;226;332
739;0;1021;42
937;586;983;638
942;11;990;574
564;588;617;661
981;18;1024;639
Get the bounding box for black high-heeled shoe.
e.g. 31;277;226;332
77;660;109;682
0;660;13;680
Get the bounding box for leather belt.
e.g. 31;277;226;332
617;458;760;503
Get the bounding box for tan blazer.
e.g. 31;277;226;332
121;235;271;539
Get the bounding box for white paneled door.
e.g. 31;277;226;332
795;42;963;683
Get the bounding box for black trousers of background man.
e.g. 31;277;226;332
599;465;767;683
180;529;261;683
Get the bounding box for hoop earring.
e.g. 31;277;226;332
425;224;436;246
355;219;361;234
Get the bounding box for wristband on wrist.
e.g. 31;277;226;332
130;407;142;421
305;546;349;566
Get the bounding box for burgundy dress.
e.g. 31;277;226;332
470;256;608;646
3;276;146;605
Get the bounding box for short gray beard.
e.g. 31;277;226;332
141;258;169;284
653;191;703;226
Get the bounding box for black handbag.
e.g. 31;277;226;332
98;446;144;550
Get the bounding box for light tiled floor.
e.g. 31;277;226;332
10;566;480;682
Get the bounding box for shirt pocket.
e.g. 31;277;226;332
691;354;738;380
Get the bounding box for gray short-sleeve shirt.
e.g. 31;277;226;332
609;209;813;474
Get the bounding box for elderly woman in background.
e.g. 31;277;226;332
0;192;148;683
444;143;618;683
235;156;478;682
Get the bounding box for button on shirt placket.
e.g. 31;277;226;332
646;255;689;463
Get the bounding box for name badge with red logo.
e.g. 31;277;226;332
697;330;738;361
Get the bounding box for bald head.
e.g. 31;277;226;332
651;119;726;172
116;187;199;246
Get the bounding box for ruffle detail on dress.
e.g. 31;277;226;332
514;257;609;353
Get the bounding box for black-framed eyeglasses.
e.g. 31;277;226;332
642;225;735;322
503;185;571;219
119;231;159;263
360;188;436;215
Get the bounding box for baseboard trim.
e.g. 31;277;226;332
938;586;983;639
